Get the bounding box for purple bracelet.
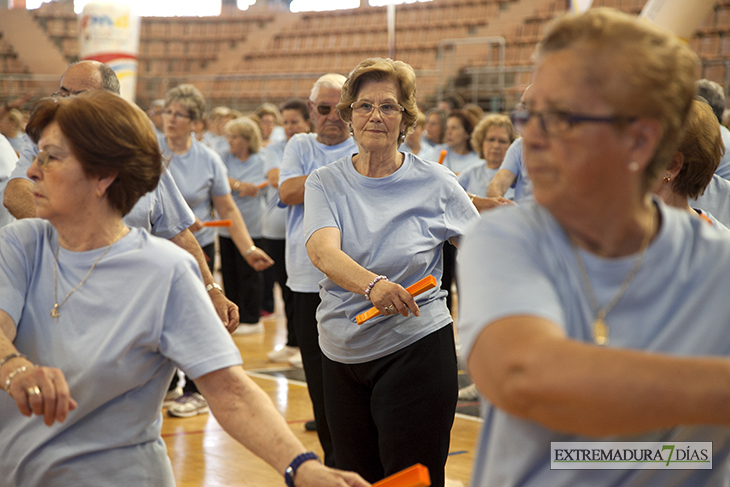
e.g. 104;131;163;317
364;275;388;301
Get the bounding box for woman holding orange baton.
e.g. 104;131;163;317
303;58;479;487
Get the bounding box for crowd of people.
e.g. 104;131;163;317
2;6;730;487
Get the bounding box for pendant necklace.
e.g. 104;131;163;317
51;226;126;322
570;210;653;345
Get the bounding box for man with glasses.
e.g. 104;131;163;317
278;73;356;468
2;60;240;333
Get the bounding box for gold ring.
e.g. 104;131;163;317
385;305;396;314
27;386;41;397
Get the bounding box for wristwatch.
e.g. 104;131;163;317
284;451;320;487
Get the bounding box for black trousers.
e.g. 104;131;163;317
261;238;295;346
322;324;458;487
441;242;457;312
219;236;262;324
291;291;334;467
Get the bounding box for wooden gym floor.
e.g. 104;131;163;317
160;287;482;487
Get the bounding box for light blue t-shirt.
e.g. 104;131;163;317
716;124;730;180
304;152;479;363
279;133;357;293
500;138;533;202
218;150;265;239
0;220;241;487
441;149;483;175
162;137;230;248
261;140;288;240
7;133;23;154
457;163;514;200
458;200;730;487
10;135;195;238
692;174;730;228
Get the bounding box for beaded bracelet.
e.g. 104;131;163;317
364;275;388;301
3;365;32;393
0;352;27;370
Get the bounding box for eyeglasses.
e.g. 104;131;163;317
350;101;405;117
163;109;192;120
312;103;336;116
510;105;636;137
50;88;88;99
35;149;63;169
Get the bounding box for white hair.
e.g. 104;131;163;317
310;73;346;102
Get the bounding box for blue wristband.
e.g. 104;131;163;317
284;451;320;487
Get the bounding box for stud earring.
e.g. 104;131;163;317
628;161;639;172
663;174;671;183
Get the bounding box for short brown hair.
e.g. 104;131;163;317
448;109;480;152
471;114;517;159
673;100;724;199
26;91;162;216
165;84;206;122
537;8;699;191
337;58;418;138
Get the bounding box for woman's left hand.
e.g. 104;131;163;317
294;461;370;487
237;182;260;198
6;363;77;426
369;279;420;318
244;247;274;271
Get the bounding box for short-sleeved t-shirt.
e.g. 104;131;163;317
457;163;515;200
458;200;730;487
691;174;730;228
261;140;288;240
499;138;533;202
219;150;265;239
162;136;231;247
304;152;480;363
10;136;194;238
279;133;357;293
0;220;242;487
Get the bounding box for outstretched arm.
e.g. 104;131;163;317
468;315;730;436
486;169;517;198
196;366;369;487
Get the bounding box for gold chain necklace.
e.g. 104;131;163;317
570;210;654;346
51;227;126;322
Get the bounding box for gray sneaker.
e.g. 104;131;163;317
167;392;209;418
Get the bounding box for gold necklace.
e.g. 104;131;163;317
570;209;654;346
51;227;126;322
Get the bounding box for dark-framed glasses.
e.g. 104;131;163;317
312;103;335;116
350;101;405;117
510;105;636;137
163;109;192;120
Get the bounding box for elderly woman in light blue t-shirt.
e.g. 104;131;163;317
304;58;479;487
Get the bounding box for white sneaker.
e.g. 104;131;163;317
167;392;209;418
232;322;264;335
163;386;183;408
458;383;479;401
267;346;300;362
288;350;303;368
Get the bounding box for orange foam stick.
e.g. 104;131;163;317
202;219;232;227
437;149;447;165
256;181;268;189
356;275;437;325
373;464;430;487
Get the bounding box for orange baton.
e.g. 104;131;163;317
355;275;437;325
